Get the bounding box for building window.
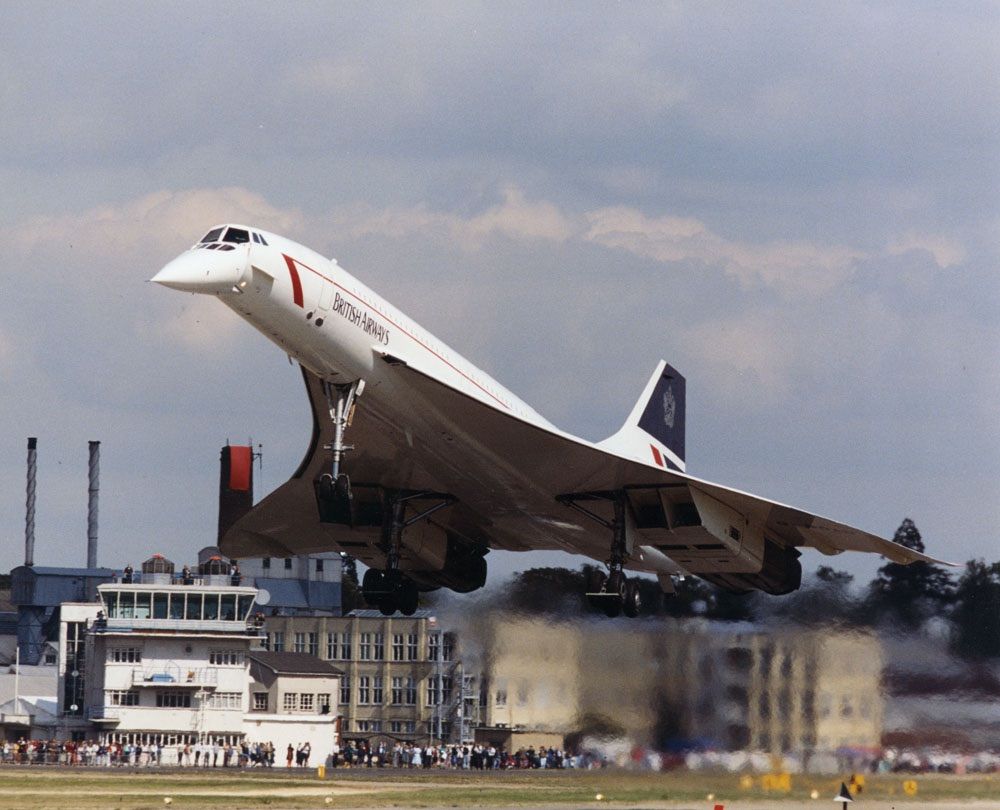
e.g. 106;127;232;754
428;676;453;706
392;633;404;661
392;676;415;705
294;632;307;653
284;558;293;570
339;675;351;705
443;633;454;662
316;558;324;573
308;632;319;656
356;719;382;733
495;683;507;707
262;557;270;570
106;690;139;706
372;676;383;705
389;720;416;734
428;634;439;661
340;633;352;661
373;633;384;661
272;632;285;652
407;633;418;661
209;650;244;666
156;692;192;708
358;676;370;705
253;693;269;712
327;633;338;660
360;633;372;661
107;647;142;663
203;692;242;710
283;693;297;712
318;693;331;714
300;693;314;713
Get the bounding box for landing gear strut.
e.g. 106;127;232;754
361;489;455;616
557;490;642;618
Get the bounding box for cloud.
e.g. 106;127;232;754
5;188;305;269
584;206;863;296
327;187;576;250
887;231;967;269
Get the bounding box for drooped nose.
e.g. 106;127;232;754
151;248;247;294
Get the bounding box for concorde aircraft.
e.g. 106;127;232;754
153;224;948;617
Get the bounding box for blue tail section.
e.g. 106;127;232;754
599;361;686;471
637;364;685;465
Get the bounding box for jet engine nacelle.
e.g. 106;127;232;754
400;526;488;593
639;487;801;595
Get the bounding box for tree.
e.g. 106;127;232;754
951;559;1000;659
340;554;360;614
867;518;953;628
762;566;863;626
504;566;589;615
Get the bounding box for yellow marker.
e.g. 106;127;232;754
903;780;918;796
595;793;604;801
739;775;754;790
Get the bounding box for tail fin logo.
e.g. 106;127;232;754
663;385;676;429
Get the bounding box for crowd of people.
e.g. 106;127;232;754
333;742;576;770
0;738;580;770
0;739;288;767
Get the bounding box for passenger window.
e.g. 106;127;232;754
201;227;224;243
223;227;250;244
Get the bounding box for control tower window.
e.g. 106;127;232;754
201;227;224;243
223;227;250;244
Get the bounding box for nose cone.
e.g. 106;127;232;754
152;249;247;294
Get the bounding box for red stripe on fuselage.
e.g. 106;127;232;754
279;253;511;410
283;254;304;307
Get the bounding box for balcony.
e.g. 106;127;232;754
88;707;121;723
132;666;218;688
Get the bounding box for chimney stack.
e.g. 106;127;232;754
25;438;37;567
87;440;100;569
218;444;254;544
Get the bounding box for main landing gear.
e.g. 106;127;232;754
361;490;455;616
556;491;642;618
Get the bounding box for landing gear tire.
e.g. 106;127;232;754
398;580;419;616
361;569;386;606
623;577;641;618
603;570;626;617
585;568;608;611
378;595;397;616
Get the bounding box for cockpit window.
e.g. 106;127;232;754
223;227;250;244
201;227;224;243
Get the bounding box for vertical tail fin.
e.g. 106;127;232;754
599;361;686;471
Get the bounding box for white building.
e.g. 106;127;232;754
80;556;342;763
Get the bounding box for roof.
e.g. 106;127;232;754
248;652;343;684
0;697;57;725
346;608;435;620
15;567;117;577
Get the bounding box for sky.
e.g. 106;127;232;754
0;2;997;591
